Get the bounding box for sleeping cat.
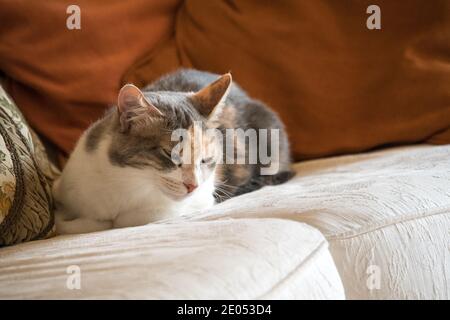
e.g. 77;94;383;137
53;69;293;234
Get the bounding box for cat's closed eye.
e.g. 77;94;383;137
161;147;182;167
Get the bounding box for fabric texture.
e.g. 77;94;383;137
0;0;181;157
180;144;450;299
125;0;450;161
0;86;56;246
0;144;448;299
0;219;344;299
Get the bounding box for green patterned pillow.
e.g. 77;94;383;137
0;85;57;246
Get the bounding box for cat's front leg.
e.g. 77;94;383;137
113;209;173;228
55;212;113;235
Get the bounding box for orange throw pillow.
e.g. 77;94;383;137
0;0;180;157
125;0;450;160
1;1;449;161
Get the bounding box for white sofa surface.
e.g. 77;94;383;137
1;144;449;299
181;144;450;299
0;218;343;299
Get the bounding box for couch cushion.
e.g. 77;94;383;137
0;0;180;157
181;145;450;299
0;219;344;299
0;86;56;246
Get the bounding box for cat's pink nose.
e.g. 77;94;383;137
184;183;198;193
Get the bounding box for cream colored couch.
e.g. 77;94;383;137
0;144;449;299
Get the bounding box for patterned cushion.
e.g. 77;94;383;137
0;85;57;246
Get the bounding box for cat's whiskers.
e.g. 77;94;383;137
215;179;238;191
213;189;232;202
214;186;234;198
157;175;187;197
213;178;238;201
160;176;182;187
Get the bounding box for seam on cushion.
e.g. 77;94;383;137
326;206;450;241
0;108;25;241
1;110;54;241
0;109;54;244
257;240;333;299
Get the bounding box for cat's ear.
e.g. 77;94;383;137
190;73;232;119
117;84;163;132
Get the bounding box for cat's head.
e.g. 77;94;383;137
108;73;232;200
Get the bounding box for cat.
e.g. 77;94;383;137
53;69;293;234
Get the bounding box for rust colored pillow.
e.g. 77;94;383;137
0;0;181;157
125;0;450;160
